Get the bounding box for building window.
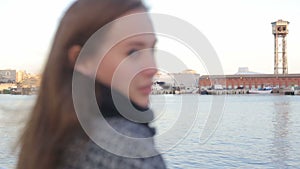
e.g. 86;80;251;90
5;71;11;76
289;82;295;87
245;85;249;89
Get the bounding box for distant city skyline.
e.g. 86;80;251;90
0;0;299;75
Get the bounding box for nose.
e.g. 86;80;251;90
141;51;157;77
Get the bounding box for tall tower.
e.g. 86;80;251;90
272;20;289;74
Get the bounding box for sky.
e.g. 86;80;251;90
0;0;299;75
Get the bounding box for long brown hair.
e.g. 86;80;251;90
17;0;145;169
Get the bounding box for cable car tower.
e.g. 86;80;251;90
272;19;289;74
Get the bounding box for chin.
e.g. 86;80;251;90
132;97;149;108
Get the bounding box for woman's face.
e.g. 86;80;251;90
96;9;157;108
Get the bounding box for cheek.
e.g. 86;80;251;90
112;65;138;96
96;62;114;86
96;56;136;93
96;54;122;87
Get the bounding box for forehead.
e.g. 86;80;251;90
107;10;155;43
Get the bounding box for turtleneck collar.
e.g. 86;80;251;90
73;71;154;124
96;80;154;124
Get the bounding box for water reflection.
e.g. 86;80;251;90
0;95;35;169
271;99;291;168
1;95;300;169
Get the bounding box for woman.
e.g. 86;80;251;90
17;0;166;168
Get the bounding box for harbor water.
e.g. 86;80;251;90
1;94;300;168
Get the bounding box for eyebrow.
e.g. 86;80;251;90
127;39;157;48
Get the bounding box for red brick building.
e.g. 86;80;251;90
199;74;300;89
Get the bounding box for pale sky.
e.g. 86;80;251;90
0;0;299;75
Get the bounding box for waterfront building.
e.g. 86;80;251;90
152;69;200;94
235;67;259;75
199;74;300;90
0;69;16;83
154;69;199;87
16;70;27;83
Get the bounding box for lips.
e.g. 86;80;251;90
138;84;152;95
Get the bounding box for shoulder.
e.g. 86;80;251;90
82;139;166;169
106;116;155;138
58;117;166;169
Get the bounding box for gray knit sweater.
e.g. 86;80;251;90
58;77;166;169
57;117;166;169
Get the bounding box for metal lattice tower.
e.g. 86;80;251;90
272;20;289;75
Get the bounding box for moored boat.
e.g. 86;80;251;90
248;87;272;94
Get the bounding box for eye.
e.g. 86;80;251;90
151;47;156;54
127;49;139;56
